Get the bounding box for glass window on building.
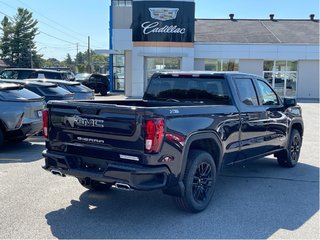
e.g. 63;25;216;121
113;53;125;91
145;57;181;88
112;0;132;6
205;59;239;71
263;60;298;97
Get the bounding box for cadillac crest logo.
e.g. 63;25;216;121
132;1;195;42
149;8;179;21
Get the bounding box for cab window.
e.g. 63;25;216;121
234;78;259;106
256;80;279;105
0;70;18;79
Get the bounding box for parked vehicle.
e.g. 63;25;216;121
42;72;303;212
75;73;110;96
25;79;94;100
0;79;74;102
0;83;45;146
0;68;73;81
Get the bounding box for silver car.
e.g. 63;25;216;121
0;83;45;146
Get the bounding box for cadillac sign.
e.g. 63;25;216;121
132;1;195;42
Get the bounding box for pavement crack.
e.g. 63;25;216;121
219;174;319;183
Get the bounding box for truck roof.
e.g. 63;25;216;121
152;71;262;79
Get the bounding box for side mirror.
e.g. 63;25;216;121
283;97;297;108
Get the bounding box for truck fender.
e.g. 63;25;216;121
179;131;224;182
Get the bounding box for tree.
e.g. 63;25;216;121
64;53;73;66
0;8;38;67
43;58;61;67
0;16;12;61
75;52;85;65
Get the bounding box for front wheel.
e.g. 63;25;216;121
78;178;112;191
174;150;217;213
277;129;302;168
0;129;4;147
100;86;108;96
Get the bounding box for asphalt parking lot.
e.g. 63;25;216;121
0;100;319;239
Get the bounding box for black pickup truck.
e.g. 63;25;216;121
42;72;303;212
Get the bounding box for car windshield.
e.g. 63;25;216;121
144;76;232;105
75;73;91;81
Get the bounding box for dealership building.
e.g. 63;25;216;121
109;0;319;100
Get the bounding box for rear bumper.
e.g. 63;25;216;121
42;150;171;190
6;121;42;140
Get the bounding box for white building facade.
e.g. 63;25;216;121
110;0;319;101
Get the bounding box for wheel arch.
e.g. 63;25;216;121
291;120;303;137
180;131;223;182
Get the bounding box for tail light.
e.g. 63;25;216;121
42;108;49;138
145;119;165;153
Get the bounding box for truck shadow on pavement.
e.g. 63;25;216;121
0;137;45;164
45;157;319;239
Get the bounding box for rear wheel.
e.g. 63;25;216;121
174;150;217;213
277;129;302;168
100;86;108;96
10;136;27;144
0;129;4;146
78;178;112;191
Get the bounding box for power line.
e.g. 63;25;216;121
39;31;77;45
0;0;88;46
15;0;89;39
15;0;107;49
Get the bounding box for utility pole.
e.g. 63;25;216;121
30;44;33;68
76;43;79;65
88;36;91;73
76;43;79;56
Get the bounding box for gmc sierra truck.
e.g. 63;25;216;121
42;72;303;212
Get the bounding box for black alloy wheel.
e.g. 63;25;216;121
175;150;217;213
192;162;213;204
277;129;302;168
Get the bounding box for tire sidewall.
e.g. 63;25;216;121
0;129;4;146
184;151;217;212
288;129;301;166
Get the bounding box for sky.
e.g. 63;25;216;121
0;0;318;61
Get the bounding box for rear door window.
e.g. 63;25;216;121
19;70;33;79
234;78;259;106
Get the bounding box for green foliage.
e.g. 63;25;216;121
0;8;39;67
64;53;73;66
0;8;109;73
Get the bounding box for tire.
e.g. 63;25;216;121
277;129;302;168
100;86;108;96
174;150;217;213
78;178;112;191
0;129;4;147
10;136;27;144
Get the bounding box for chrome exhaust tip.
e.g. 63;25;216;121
50;169;65;177
114;182;132;191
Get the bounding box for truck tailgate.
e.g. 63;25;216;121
47;101;144;159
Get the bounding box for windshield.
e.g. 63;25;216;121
144;76;232;105
75;73;91;81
